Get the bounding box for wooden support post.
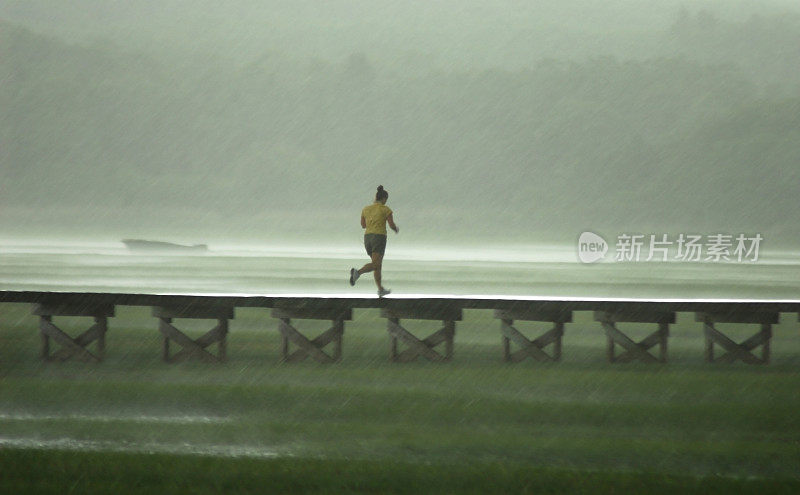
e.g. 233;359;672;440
442;319;455;360
218;319;228;362
152;305;233;363
696;312;777;365
494;309;571;363
271;307;352;363
390;320;399;360
40;315;51;360
333;319;344;362
381;306;462;363
162;320;171;362
32;304;114;362
594;311;674;364
96;316;106;358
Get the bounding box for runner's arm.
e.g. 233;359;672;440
387;213;399;233
361;214;366;229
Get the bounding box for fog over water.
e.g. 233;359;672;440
2;1;800;294
0;239;798;299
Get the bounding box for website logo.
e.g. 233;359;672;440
577;232;762;263
577;231;608;263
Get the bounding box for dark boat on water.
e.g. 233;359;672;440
122;239;209;254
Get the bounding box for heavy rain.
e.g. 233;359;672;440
1;1;799;493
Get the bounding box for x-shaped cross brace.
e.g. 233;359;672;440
595;311;673;363
158;317;228;363
495;309;571;363
387;318;454;362
272;307;351;363
278;319;343;363
501;321;563;362
39;315;107;362
696;312;776;365
381;307;461;363
153;306;232;363
33;303;114;362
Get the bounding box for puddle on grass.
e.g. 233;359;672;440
0;412;232;424
0;436;282;459
0;411;286;459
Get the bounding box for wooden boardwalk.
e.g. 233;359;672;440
2;290;798;365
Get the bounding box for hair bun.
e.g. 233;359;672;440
377;185;384;191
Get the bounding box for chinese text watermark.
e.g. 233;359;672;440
577;232;762;263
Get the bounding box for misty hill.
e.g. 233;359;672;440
0;1;726;65
3;1;800;78
1;4;799;245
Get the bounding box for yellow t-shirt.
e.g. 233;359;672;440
362;203;392;235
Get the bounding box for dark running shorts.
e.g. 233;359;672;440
364;233;387;256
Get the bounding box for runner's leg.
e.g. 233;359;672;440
371;252;383;289
358;259;375;274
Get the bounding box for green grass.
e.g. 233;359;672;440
1;302;799;492
2;449;800;495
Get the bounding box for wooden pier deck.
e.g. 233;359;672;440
2;290;798;365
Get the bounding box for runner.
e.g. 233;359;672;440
349;185;398;297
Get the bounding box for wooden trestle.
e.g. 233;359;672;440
0;292;795;365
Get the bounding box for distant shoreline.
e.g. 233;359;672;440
121;239;208;253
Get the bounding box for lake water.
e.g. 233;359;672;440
1;239;799;300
